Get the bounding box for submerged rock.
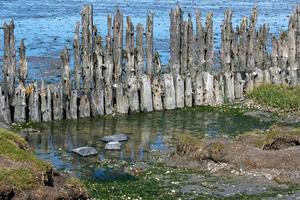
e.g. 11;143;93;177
100;133;128;142
72;147;98;157
105;141;122;150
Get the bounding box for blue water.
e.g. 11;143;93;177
0;0;298;81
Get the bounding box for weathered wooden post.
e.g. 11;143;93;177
256;24;269;69
194;9;205;73
0;87;11;124
61;48;71;119
91;35;105;116
74;22;81;92
234;73;246;100
136;23;144;81
113;9;129;114
247;7;257;72
152;52;163;111
79;95;91;118
186;15;194;107
237;17;248;72
125;16;139;113
215;74;225;104
146;12;154;78
288;10;298;87
140;75;153;112
170;6;182;77
202;72;214;105
204;13;214;72
52;84;63;121
104;34;114;115
40;81;52;122
81;4;94;94
28;82;41;123
113;9;123;83
3;21;16;104
69;89;78;119
13;40;27;123
18;40;28;84
221;9;233;73
194;73;204;106
224;73;235;103
162;73;176;110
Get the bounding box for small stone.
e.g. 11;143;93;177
72;147;98;157
100;133;128;142
105;141;122;150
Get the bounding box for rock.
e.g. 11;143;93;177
72;147;98;157
100;134;128;142
105;141;122;151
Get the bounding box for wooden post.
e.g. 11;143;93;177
187;15;195;82
194;9;205;73
18;40;28;84
0;87;11;124
113;9;123;83
79;95;91;118
194;72;204;106
256;24;269;69
238;17;248;72
125;16;139;113
221;9;233;72
28;82;41;123
104;35;114;115
247;7;257;72
204;13;213;72
202;72;214;105
136;23;144;81
69;89;78;119
12;40;28;123
91;35;105;116
40;81;52;122
170;6;182;77
61;47;71;119
74;22;81;92
152;52;163;111
174;74;184;108
180;20;188;77
185;73;193;107
162;73;176;110
81;4;94;94
140;75;153;112
3;21;16;102
186;16;194;107
113;9;128;114
253;67;264;88
146;12;154;78
12;84;26;123
52;84;63;121
234;73;245;100
214;74;225;104
263;69;271;84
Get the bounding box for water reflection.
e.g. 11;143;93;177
27;109;272;176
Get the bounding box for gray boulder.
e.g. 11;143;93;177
72;147;98;157
105;141;122;150
100;133;128;142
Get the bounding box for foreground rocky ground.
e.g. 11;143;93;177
169;126;300;185
0;127;88;200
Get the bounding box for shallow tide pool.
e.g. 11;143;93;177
25;108;273;177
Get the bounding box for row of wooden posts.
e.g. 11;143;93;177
1;4;300;124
